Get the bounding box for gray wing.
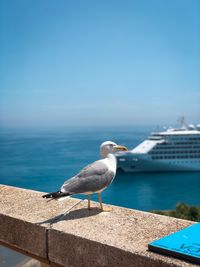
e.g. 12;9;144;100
61;160;115;195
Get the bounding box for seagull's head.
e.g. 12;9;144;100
100;141;128;158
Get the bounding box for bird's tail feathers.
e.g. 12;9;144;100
42;191;70;199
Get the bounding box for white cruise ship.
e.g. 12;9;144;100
116;124;200;172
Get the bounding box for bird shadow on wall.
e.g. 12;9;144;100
36;207;101;225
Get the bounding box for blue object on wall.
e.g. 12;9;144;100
148;223;200;264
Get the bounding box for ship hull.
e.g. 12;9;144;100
117;154;200;172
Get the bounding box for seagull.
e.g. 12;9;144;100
42;141;128;211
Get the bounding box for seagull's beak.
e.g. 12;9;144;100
114;145;128;152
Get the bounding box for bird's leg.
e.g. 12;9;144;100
98;193;112;212
98;193;103;210
87;194;91;210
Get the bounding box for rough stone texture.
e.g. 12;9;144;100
0;214;46;258
0;184;81;259
48;203;196;267
0;184;199;267
0;185;80;225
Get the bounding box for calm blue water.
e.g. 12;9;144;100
0;126;200;211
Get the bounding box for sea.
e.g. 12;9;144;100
0;125;200;211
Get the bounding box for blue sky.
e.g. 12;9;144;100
0;0;199;127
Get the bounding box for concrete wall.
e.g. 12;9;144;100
0;185;197;267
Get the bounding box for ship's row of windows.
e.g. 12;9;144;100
168;161;200;164
130;163;200;168
156;142;200;145
166;138;200;141
154;145;200;149
153;135;200;140
150;150;200;154
152;155;200;159
172;142;200;145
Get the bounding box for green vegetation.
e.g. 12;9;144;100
151;203;200;222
